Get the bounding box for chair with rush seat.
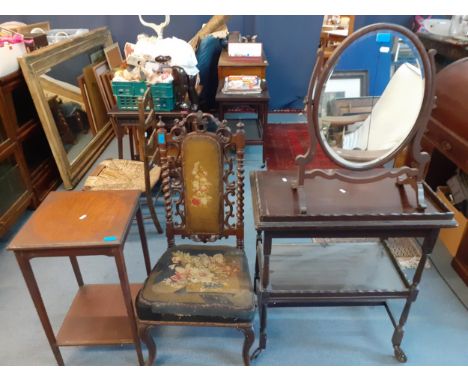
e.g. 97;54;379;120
83;87;163;233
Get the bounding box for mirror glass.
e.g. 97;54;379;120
39;45;110;162
318;30;425;167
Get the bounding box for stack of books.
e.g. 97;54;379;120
222;75;262;94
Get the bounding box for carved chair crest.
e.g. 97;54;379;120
157;111;246;248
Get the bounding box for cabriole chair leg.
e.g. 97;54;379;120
138;324;157;366
240;326;255;366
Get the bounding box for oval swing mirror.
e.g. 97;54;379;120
315;25;429;170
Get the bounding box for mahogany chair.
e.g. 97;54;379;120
135;112;256;365
83;87;163;233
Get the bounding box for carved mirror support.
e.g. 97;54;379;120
293;23;437;214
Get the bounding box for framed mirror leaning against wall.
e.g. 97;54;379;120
18;27;114;189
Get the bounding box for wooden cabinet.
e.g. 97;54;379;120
217;50;269;79
0;70;60;237
420;58;468;285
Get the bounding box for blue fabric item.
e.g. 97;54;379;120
196;35;223;110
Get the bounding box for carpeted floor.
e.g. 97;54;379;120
0;116;467;366
263;123;340;170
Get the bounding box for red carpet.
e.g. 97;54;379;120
264;123;339;170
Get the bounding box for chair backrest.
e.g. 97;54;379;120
156;109;246;249
137;88;161;193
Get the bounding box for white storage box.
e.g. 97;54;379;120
0;41;26;77
228;42;262;57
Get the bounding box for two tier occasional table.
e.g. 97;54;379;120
216;80;270;164
8;190;152;365
250;170;455;362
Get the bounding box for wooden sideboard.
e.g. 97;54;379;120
417;32;468;71
421;58;468;284
0;70;60;237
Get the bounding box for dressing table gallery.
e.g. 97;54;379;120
1;14;468;367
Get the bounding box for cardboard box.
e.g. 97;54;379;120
437;186;467;257
228;42;262;57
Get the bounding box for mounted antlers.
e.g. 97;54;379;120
138;15;171;39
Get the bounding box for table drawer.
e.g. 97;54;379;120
425;120;468;173
218;66;266;80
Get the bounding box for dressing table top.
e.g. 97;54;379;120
250;170;456;229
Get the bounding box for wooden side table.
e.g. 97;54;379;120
7;190;152;365
216;80;270;150
107;106;189;159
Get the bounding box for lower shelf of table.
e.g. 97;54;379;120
222;118;263;144
261;241;411;299
56;283;141;347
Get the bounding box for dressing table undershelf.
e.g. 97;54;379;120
266;242;410;301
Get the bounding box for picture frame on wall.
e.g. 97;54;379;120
322;70;368;115
89;48;105;64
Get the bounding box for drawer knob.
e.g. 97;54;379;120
441;140;452;152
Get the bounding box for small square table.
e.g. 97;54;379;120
216;80;270;150
8;190;152;365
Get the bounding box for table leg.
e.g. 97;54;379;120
254;231;262;293
260;102;267;167
259;233;272;353
391;230;439;363
129;127;135;160
113;247;144;366
260;102;267;140
136;207;151;275
262;233;272;289
15;254;64;365
219;103;225;122
69;256;83;287
115;120;124;159
251;298;268;361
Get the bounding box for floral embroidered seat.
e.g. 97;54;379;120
136;245;255;323
134;112;255;365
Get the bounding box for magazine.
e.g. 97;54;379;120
222;75;262;94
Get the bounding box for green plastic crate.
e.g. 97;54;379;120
112;81;148;110
153;97;175;112
112;81;174;111
151;82;174;98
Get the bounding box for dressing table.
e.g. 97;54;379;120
250;23;456;363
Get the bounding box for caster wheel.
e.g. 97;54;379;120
250;347;263;361
394;347;408;363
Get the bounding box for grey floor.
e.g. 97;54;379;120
1;113;467;366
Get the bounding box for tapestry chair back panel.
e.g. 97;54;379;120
158;112;245;248
182;134;223;235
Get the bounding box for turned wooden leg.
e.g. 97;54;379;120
240;326;255;366
138;324;157;366
135;207;151;275
145;191;163;234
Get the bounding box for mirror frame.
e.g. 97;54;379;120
313;23;432;170
18;27;114;189
293;23;436;214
